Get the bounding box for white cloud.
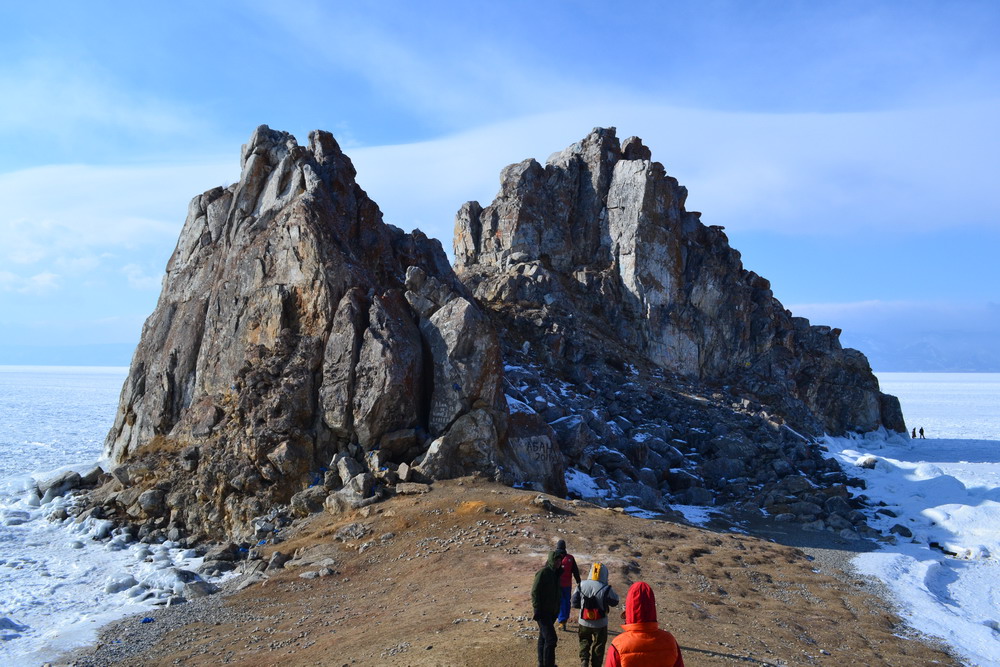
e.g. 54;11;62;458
251;1;599;125
0;59;199;138
344;102;1000;252
0;159;235;289
0;269;60;294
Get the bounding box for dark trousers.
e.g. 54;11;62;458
578;625;608;667
536;613;558;667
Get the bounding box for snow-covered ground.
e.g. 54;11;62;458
821;372;1000;667
0;367;231;663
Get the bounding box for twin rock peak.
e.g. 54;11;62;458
99;125;903;540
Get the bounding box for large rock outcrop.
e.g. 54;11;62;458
101;126;563;541
454;128;904;436
95;125;906;546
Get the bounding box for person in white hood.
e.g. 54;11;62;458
572;562;620;667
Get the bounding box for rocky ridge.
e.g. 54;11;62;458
83;125;906;552
454;128;904;437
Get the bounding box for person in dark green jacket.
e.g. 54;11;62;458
532;550;563;667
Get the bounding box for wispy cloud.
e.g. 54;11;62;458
0;270;60;294
0;58;199;138
0;159;234;291
344;102;1000;249
250;1;603;127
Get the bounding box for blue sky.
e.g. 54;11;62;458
1;0;998;368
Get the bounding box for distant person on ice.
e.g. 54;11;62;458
604;581;685;667
555;538;582;630
912;427;917;439
920;427;926;439
532;550;563;667
572;562;619;667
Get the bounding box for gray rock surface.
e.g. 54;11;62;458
454;127;904;436
99;125;560;542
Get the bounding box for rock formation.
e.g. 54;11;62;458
92;125;906;547
99;126;562;541
454;128;904;436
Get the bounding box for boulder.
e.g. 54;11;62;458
824;496;853;515
548;415;598;459
266;551;292;571
395;482;430;495
789;501;823;518
39;471;82;504
676;487;714;505
420;409;500;481
136;489;166;516
184;580;219;598
701;458;746;486
776;475;814;495
289;486;329;517
203;543;240;562
890;523;913;538
496;403;566;495
198;560;236;576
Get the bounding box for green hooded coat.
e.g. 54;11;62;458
531;550;562;619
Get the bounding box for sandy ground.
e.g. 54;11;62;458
58;477;958;667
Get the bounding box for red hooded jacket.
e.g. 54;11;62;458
604;582;684;667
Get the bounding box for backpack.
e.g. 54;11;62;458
581;584;608;621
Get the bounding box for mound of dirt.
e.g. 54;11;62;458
65;477;956;666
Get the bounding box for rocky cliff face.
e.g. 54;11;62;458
100;126;562;541
454;128;904;436
94;125;905;547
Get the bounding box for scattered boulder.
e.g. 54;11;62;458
395;482;430;495
890;523;913;538
290;486;329;517
203;543;240;562
266;551;292;571
857;455;879;469
183;581;219;599
38;471;82;504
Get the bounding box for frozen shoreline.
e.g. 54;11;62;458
824;431;1000;667
0;465;231;664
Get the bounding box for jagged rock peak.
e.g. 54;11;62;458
454;127;904;436
101;126;563;541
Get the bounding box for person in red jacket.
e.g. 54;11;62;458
604;581;684;667
555;539;582;630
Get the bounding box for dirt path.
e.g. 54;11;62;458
61;478;958;666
